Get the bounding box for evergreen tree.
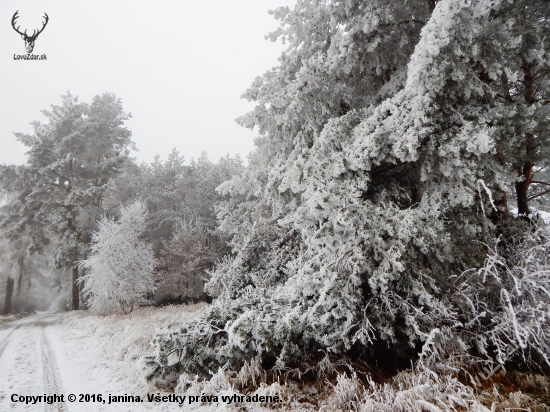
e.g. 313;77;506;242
2;92;135;310
149;0;550;382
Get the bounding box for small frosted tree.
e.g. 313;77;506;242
79;201;156;314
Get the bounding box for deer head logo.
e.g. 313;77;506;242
11;11;49;54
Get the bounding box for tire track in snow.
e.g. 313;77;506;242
41;327;69;412
0;325;22;359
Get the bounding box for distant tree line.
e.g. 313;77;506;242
0;92;243;314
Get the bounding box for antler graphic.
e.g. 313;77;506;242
11;11;25;37
11;11;49;53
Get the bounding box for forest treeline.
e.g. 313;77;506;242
0;93;243;314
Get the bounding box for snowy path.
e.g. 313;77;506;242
0;313;176;411
0;313;67;411
40;326;69;412
0;324;22;359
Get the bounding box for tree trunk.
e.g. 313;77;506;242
79;265;88;308
496;190;509;221
515;61;537;219
3;277;15;315
67;202;81;310
16;256;24;296
515;162;533;218
71;265;79;310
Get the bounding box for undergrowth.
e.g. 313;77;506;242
147;349;550;411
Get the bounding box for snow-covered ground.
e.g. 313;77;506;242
0;305;208;412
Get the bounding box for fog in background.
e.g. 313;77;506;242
0;0;294;165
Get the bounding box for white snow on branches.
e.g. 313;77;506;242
79;201;156;314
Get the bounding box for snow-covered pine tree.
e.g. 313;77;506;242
5;93;136;310
79;201;156;314
148;0;550;383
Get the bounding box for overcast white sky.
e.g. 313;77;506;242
0;0;295;166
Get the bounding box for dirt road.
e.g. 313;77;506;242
0;311;198;412
0;313;68;411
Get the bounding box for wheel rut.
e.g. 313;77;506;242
41;327;69;412
0;324;22;359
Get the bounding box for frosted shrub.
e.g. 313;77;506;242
355;366;489;412
330;371;361;411
79;201;156;314
456;224;550;367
